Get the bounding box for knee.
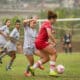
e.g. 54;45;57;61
30;62;34;66
12;54;16;59
45;56;50;62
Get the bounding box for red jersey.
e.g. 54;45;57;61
35;21;52;49
36;21;52;42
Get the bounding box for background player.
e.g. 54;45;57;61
62;32;72;53
0;20;21;70
0;19;10;54
30;11;58;76
23;18;44;77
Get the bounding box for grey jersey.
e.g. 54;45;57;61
4;28;20;52
23;26;37;49
10;28;20;43
0;25;9;47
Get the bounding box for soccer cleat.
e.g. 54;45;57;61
29;67;35;76
24;71;31;77
6;67;12;71
38;65;44;70
0;58;2;64
49;71;58;77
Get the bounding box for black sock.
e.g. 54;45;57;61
64;47;68;53
7;60;14;69
26;64;30;73
69;47;72;53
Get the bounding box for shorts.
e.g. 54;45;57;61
35;40;49;50
23;47;36;56
64;42;71;45
7;51;16;56
0;41;6;48
6;41;17;52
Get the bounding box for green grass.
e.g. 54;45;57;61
0;53;80;80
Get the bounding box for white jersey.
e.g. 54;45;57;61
0;25;9;47
4;28;20;52
23;26;37;49
10;28;20;43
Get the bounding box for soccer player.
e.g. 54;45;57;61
0;19;10;53
0;20;21;70
30;11;58;76
63;32;72;53
23;18;44;77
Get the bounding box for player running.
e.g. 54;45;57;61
29;11;58;76
0;19;10;55
0;20;21;70
23;18;44;77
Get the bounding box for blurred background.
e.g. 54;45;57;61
0;0;80;52
0;0;80;18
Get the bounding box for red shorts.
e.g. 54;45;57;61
35;40;49;50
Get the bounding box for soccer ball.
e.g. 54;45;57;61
56;65;65;74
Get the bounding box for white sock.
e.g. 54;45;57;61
33;60;42;69
50;61;56;72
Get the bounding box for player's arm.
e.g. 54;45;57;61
0;30;9;38
10;34;19;43
23;19;35;27
9;37;18;42
9;30;18;42
46;28;56;44
23;20;28;27
23;19;30;27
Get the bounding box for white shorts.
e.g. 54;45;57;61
23;47;36;56
5;41;17;52
0;40;6;48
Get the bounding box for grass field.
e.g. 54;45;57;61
0;53;80;80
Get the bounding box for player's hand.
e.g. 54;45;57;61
23;19;29;23
23;19;29;26
53;39;57;44
50;42;56;47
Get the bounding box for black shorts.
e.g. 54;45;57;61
64;42;71;45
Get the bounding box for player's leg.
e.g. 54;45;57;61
42;44;58;76
64;43;68;53
24;48;35;76
0;41;11;63
29;51;49;76
6;51;16;70
34;50;49;69
0;48;7;64
30;44;57;76
68;43;72;53
35;49;49;70
0;47;3;55
25;55;34;76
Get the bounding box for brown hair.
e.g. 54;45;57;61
48;11;57;19
5;19;10;24
15;19;21;24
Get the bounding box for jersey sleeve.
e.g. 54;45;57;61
10;29;15;37
0;26;9;36
44;22;52;30
0;26;5;31
5;29;9;34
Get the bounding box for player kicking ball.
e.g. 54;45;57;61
29;11;58;76
0;20;21;71
23;18;44;77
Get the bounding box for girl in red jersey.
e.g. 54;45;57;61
30;11;58;76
